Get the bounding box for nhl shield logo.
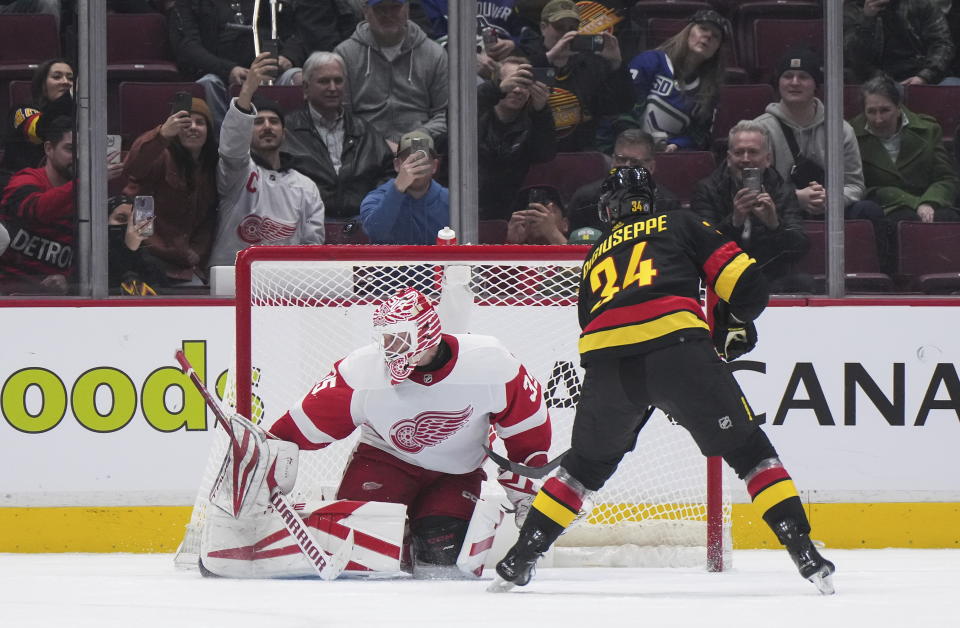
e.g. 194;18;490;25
718;415;732;430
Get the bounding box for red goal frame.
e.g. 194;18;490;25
234;244;725;571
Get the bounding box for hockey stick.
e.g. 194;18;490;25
482;446;570;479
175;350;352;580
483;405;658;479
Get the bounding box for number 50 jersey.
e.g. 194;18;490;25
577;211;769;365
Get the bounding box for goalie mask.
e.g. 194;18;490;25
597;166;657;225
372;287;442;385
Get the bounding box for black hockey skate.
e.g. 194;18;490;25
774;518;836;595
488;528;549;592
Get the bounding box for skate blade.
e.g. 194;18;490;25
808;567;836;595
487;576;517;593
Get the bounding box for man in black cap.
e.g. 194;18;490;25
753;46;879;222
210;52;326;268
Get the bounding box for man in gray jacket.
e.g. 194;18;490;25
753;47;881;222
335;0;449;150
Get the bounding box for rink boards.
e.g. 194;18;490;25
0;297;958;551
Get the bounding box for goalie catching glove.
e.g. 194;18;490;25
712;301;758;361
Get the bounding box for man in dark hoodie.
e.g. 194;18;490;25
335;0;449;151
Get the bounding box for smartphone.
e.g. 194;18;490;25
133;196;155;237
260;37;280;78
171;91;193;116
569;34;604;53
527;187;552;206
742;167;762;192
407;136;430;158
530;66;556;86
481;27;498;46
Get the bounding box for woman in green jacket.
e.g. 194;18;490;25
850;76;959;223
850;75;959;273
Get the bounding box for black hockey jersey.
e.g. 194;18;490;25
577;210;768;364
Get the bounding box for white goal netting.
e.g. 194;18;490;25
177;245;732;570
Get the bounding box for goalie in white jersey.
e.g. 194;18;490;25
203;286;552;578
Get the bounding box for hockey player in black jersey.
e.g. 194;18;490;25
491;166;835;594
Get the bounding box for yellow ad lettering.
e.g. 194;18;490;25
142;340;208;432
72;368;137;433
2;368;67;433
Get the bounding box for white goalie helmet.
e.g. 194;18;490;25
372;287;442;384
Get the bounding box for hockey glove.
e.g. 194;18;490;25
712;301;757;361
497;469;538;528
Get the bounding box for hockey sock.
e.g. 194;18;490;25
745;458;810;536
521;472;591;548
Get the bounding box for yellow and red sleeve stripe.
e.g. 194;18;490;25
579;296;708;354
748;466;799;516
532;477;584;529
702;242;756;301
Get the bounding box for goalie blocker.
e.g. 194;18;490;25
199;415;508;579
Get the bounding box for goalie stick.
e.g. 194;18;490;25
174;350;352;580
482;446;569;479
483;406;658;479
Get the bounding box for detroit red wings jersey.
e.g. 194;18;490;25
266;334;551;474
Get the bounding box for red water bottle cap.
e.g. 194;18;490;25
436;226;457;245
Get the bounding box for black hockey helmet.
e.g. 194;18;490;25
597;166;657;225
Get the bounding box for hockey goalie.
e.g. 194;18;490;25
200;287;553;579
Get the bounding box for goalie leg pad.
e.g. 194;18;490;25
455;497;506;578
201;500;407;578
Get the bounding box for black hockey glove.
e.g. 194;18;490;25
712;301;757;361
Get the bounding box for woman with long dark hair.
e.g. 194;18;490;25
613;10;728;152
1;58;75;189
121;97;218;289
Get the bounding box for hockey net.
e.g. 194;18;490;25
177;245;732;571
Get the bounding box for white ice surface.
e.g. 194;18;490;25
2;550;958;628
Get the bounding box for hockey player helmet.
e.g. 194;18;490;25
372;287;442;384
597;166;657;225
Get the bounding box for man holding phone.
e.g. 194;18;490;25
477;56;556;220
691;121;811;293
519;0;633;152
506;186;569;245
210;52;326;269
359;131;449;245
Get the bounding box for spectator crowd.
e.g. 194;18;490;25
1;0;960;295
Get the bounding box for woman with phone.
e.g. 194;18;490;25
121;96;218;290
611;10;729;153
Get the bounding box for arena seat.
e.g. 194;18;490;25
521;151;610;206
904;84;960;147
649;150;716;208
0;14;60;81
897;221;960;293
7;80;32;108
118;81;206;146
478;220;509;244
732;1;821;82
799;220;893;292
711;83;776;151
750;18;823;84
107;13;180;82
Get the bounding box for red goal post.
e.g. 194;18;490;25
222;244;728;570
